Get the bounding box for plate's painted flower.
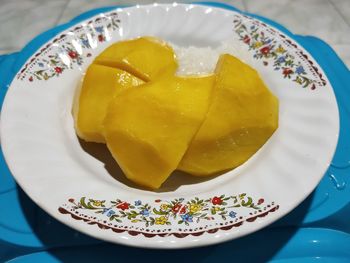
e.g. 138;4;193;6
213;206;221;212
212;196;223;205
295;77;303;84
106;210;115;217
295;66;305;75
98;34;105;42
253;41;263;48
160;204;169;211
102;208;110;214
134;200;142;206
95;26;104;33
181;213;193;223
243;35;250;44
283;68;293;77
229;211;237;218
189;203;202;214
276;46;285;53
91;200;104;207
81;39;90;48
54;67;63;74
260;46;270;55
277;56;285;63
116;202;130;210
140;209;150;217
172;204;187;214
155;216;168;225
68;51;78;59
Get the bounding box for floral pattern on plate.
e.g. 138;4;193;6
17;13;120;82
233;15;327;90
59;194;279;237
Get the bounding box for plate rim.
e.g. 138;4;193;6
0;2;340;249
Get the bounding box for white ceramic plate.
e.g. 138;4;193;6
1;4;339;248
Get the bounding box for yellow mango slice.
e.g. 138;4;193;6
178;54;279;176
103;75;215;189
94;37;178;81
74;64;144;143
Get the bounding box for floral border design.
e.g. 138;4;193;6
16;13;120;82
233;15;327;90
59;194;279;238
16;9;327;91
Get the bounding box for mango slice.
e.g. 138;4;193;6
103;75;215;189
94;37;178;81
74;64;144;143
178;54;279;176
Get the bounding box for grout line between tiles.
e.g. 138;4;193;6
54;0;71;25
328;0;350;28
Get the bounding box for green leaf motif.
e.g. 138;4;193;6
241;197;253;207
153;208;167;215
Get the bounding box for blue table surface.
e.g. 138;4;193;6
0;2;349;262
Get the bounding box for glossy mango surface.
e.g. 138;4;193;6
103;75;215;189
94;37;178;81
75;64;144;143
178;54;279;176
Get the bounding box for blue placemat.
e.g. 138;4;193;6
1;2;349;262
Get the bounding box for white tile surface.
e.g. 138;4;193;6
245;0;349;42
0;0;67;50
0;0;349;68
330;0;350;26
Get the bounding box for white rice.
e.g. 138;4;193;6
172;39;252;76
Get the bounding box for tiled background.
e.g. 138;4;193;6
0;0;349;68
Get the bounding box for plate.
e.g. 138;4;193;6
0;3;339;248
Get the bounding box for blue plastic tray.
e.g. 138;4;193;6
1;2;349;262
